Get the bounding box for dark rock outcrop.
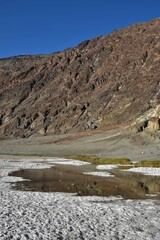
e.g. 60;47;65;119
0;18;160;138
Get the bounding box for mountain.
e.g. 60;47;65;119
0;18;160;138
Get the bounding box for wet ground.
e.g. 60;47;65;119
9;163;160;200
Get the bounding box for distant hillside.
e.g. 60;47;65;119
0;18;160;138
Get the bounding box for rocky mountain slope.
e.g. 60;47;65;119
0;18;160;138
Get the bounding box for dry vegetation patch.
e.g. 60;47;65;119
134;160;160;168
66;156;160;169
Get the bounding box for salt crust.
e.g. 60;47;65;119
124;167;160;176
84;171;114;177
0;157;160;239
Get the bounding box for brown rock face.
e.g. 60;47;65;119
148;117;160;132
0;18;160;138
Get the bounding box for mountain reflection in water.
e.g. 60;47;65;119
9;164;160;200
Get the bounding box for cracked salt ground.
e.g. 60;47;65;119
1;191;160;240
0;157;160;239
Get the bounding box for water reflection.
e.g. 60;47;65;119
9;165;160;200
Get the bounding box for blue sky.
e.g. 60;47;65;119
0;0;159;58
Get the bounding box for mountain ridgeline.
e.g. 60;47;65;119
0;18;160;138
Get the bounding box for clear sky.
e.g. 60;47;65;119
0;0;159;58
